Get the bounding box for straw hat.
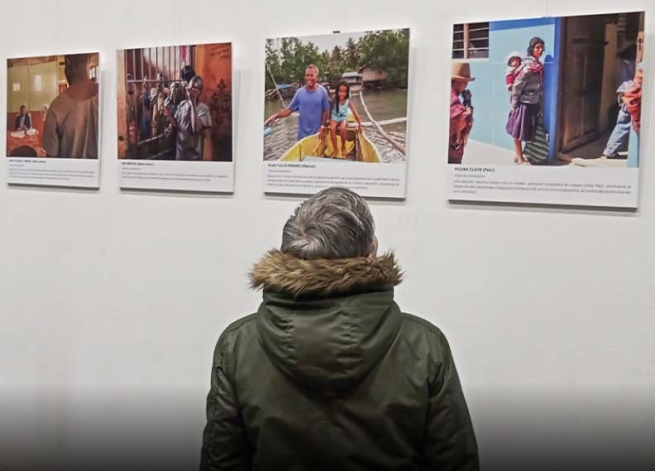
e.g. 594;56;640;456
505;51;523;66
452;62;475;81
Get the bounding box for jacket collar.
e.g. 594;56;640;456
249;250;403;298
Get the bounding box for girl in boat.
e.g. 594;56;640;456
329;81;363;158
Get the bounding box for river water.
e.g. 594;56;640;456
263;89;408;163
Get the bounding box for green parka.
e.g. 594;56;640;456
200;250;479;470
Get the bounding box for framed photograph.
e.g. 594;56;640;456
263;29;410;198
6;52;100;188
448;11;645;208
117;43;234;192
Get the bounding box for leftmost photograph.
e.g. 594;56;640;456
6;52;101;188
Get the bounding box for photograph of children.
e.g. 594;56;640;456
448;11;645;168
6;53;99;159
117;43;233;162
263;29;409;163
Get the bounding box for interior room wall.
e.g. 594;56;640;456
0;0;653;470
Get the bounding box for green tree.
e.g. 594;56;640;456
265;39;282;90
266;31;409;91
359;29;409;88
328;46;347;85
345;37;360;70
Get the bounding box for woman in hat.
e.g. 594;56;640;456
449;62;475;164
506;37;545;164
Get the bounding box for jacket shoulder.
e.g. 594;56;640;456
398;313;462;392
398;313;456;363
400;312;447;340
213;314;258;362
221;313;258;337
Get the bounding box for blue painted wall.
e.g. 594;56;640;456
627;62;643;169
465;17;560;159
628;128;639;168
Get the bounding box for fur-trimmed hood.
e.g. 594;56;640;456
252;250;405;394
249;250;403;298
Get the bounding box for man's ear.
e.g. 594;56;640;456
368;236;378;260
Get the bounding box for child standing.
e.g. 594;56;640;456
329;81;363;158
505;52;523;94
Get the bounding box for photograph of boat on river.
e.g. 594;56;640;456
263;29;409;164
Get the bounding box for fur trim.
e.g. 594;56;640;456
249;250;403;297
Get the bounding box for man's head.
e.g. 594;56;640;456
127;74;135;95
187;75;204;101
170;81;181;100
282;187;377;260
64;53;91;84
304;65;319;89
451;79;468;94
451;62;474;94
181;65;196;84
19;105;26;115
636;30;645;64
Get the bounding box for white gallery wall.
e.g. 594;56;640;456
0;0;653;470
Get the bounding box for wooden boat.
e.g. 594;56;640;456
279;115;381;163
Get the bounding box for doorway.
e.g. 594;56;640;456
556;12;643;165
557;15;606;154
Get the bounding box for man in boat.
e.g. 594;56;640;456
264;64;330;142
199;186;479;470
449;62;475;164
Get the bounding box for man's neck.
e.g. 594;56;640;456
64;79;98;101
305;84;317;91
69;75;92;86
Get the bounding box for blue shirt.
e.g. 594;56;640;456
288;86;330;140
616;59;636;91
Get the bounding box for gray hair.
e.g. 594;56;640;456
281;187;375;260
188;75;204;91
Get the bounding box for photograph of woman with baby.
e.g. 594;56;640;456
505;37;545;165
448;11;645;169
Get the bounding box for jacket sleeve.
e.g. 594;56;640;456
199;336;252;471
421;332;479;471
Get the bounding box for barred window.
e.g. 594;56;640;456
122;46;196;151
453;23;490;59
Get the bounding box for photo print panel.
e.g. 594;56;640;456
117;43;234;192
447;11;645;208
6;52;101;188
263;28;410;198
